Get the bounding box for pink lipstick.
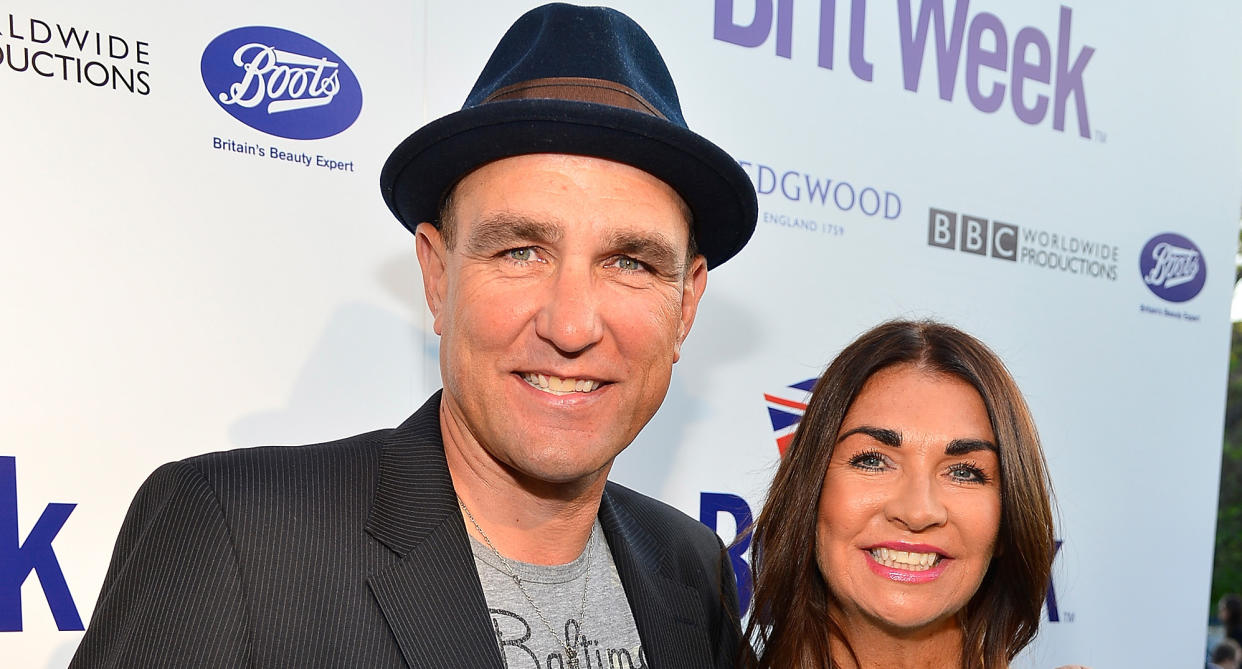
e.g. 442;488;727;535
862;543;952;584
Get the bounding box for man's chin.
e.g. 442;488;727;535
500;448;619;491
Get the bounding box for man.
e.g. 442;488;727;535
71;4;756;668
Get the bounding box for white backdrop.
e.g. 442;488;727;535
3;1;1240;667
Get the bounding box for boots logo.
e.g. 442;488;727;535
1139;233;1205;303
201;26;362;140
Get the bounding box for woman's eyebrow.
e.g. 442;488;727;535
945;438;998;456
836;427;996;455
837;425;901;447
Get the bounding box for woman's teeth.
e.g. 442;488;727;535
870;547;940;571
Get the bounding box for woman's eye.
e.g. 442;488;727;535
948;464;987;483
848;452;886;471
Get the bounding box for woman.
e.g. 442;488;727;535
744;320;1055;669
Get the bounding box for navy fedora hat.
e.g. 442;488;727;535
379;3;757;269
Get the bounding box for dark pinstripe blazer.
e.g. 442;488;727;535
70;392;741;668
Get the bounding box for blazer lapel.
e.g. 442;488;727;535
599;486;710;669
364;392;503;668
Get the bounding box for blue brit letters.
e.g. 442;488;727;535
1045;540;1064;622
699;492;754;613
0;456;82;632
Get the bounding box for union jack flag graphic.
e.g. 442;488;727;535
763;378;818;457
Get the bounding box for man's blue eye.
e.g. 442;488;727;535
616;257;642;271
508;248;533;261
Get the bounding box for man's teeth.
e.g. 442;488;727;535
870;547;940;571
523;373;601;395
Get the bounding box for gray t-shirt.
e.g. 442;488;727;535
469;521;646;669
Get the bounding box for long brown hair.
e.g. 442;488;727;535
743;320;1055;669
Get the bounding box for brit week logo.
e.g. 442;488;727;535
201;26;362;140
714;0;1097;139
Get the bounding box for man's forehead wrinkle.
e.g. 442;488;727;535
463;213;563;253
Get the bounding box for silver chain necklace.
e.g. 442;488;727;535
457;496;594;669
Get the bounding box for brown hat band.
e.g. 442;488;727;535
483;76;667;120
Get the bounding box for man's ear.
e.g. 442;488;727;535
673;254;708;363
414;222;448;335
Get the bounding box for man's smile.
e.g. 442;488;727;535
521;372;604;395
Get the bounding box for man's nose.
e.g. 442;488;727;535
884;473;949;533
534;264;604;354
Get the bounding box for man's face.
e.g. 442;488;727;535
416;153;707;487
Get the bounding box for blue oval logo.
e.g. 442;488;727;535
1138;232;1206;303
201;27;362;140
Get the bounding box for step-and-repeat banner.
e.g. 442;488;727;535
4;1;1240;666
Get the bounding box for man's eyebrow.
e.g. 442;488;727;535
944;438;998;456
605;229;681;273
836;425;902;447
463;214;562;254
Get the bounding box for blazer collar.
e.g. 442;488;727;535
364;391;504;668
364;393;707;668
600;485;710;668
365;391;456;556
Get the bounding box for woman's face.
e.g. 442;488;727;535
815;363;1002;634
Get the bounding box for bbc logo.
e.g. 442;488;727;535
927;208;1018;262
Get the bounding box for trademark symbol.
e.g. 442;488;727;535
1094;129;1107;143
1062;611;1075;623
